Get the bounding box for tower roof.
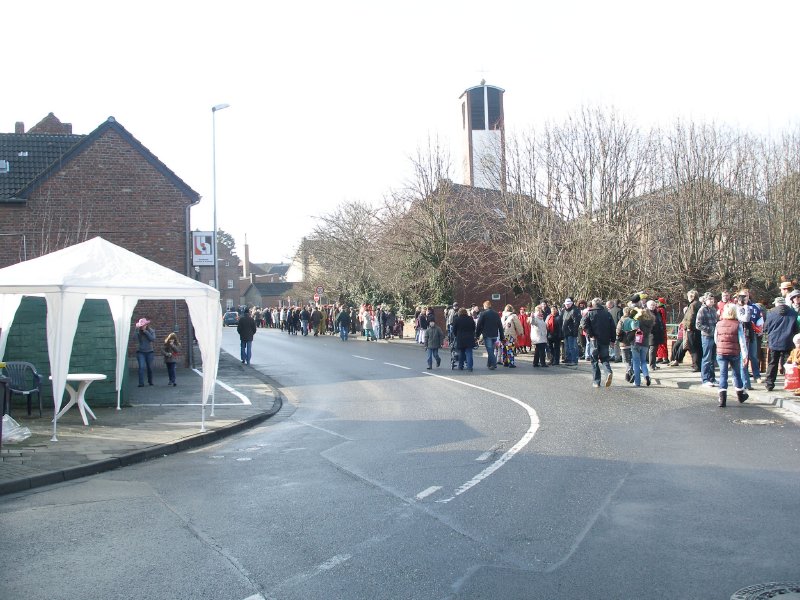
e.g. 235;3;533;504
459;83;505;98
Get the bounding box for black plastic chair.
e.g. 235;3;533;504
2;361;42;417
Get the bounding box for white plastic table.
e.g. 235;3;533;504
52;374;107;426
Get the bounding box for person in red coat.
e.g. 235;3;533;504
656;297;669;363
518;306;532;353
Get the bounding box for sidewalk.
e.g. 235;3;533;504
0;351;282;496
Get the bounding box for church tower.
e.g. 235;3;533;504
460;81;506;191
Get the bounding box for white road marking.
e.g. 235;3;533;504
191;368;252;405
384;362;411;369
297;420;352;440
352;355;374;361
415;486;442;500
476;440;508;462
423;372;540;503
241;594;266;600
317;554;352;572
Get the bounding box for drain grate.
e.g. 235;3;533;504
731;582;800;599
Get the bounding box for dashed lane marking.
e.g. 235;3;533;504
415;486;443;500
384;362;411;369
352;355;374;361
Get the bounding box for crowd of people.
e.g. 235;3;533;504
237;304;405;341
430;282;800;406
233;281;800;407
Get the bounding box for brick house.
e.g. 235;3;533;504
0;113;201;406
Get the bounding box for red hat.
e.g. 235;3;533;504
658;297;666;304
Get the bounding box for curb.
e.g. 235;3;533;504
0;391;283;497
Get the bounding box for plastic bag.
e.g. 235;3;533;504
784;363;800;391
2;414;32;443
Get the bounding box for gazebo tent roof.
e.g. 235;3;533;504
0;237;221;439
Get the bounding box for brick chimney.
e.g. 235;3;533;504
243;238;250;278
15;122;24;134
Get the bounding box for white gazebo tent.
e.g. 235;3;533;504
0;237;222;440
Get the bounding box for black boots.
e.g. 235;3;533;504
719;390;748;407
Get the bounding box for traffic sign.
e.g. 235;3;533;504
315;286;324;295
313;293;320;303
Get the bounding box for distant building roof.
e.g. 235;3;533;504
267;263;290;276
252;282;294;296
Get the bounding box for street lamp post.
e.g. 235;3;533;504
211;103;230;294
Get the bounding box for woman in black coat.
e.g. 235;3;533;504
453;308;476;371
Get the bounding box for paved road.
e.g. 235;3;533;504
2;328;798;600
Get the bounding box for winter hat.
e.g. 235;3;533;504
658;297;666;305
135;318;150;328
629;293;641;304
788;289;800;301
794;333;800;345
774;297;786;306
564;298;573;306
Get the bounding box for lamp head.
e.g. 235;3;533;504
212;103;231;112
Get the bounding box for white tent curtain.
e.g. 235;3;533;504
0;237;221;441
45;291;86;440
106;295;139;410
186;296;222;431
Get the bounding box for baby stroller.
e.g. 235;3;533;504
450;345;460;370
392;318;404;338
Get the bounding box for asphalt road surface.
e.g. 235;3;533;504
2;327;798;600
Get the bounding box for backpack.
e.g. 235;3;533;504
545;313;555;334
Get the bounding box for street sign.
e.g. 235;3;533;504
313;293;320;303
315;286;324;295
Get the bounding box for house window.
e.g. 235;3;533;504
227;280;234;289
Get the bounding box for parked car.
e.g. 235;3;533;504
223;311;239;327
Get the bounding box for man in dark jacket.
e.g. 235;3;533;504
581;298;616;387
475;300;504;370
336;307;352;341
237;309;258;365
560;298;581;366
764;297;800;391
681;290;702;372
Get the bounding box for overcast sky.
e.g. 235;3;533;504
5;1;799;263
